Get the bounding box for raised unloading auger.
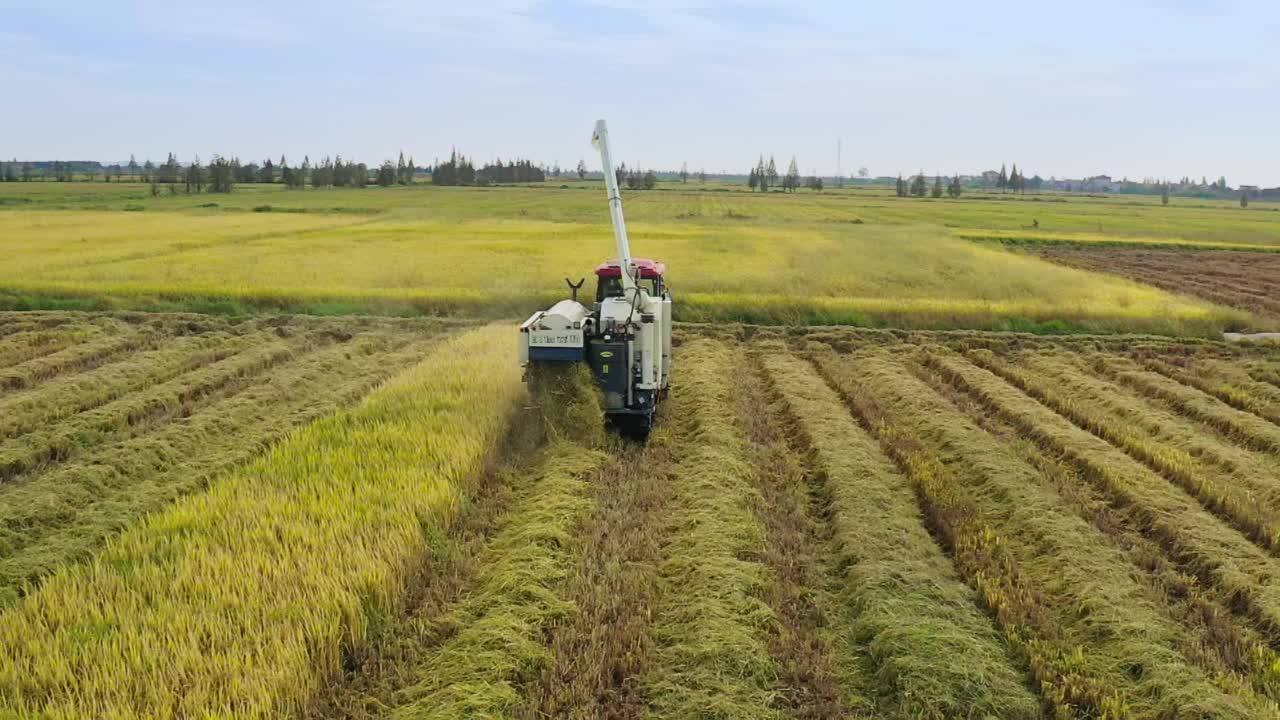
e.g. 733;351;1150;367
518;119;673;438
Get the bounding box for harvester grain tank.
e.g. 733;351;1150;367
518;120;673;437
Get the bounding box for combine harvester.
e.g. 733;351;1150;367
518;120;673;438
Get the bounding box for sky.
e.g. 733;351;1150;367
2;0;1277;185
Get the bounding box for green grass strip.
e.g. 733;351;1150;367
957;229;1280;254
0;325;525;718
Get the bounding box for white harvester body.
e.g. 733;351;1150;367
517;119;673;436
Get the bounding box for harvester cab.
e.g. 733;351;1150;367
518;120;673;438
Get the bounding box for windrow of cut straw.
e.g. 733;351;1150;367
814;347;1266;719
761;350;1038;719
642;339;784;719
387;362;607;718
926;351;1280;642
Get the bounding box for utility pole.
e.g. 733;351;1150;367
836;139;843;188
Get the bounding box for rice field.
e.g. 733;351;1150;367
0;311;461;608
2;180;1279;718
0;182;1266;335
4;313;1280;718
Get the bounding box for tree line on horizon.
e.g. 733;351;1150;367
747;155;823;192
430;150;547;186
0;154;1269;206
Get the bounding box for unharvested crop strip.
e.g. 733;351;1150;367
736;351;869;719
0;325;525;718
761;350;1037;719
812;348;1264;719
0;332;254;439
917;352;1280;701
641;339;784;719
969;350;1280;553
924;353;1280;654
0;332;442;602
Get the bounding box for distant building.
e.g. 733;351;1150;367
1082;175;1117;192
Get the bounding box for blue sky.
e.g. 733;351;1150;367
2;1;1277;185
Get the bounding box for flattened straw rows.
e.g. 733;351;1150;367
643;339;783;719
1087;354;1280;454
762;350;1037;719
734;351;863;719
814;348;1264;719
926;352;1280;649
971;350;1280;553
917;351;1280;701
0;328;159;390
0;331;254;439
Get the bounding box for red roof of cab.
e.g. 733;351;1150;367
594;258;666;279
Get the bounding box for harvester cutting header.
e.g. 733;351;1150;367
518;120;673;437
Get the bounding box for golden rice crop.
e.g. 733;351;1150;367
0;324;524;719
0;185;1260;335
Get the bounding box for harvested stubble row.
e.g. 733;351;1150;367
524;414;674;718
0;323;449;606
0;325;524;718
924;352;1280;702
813;347;1268;719
1143;356;1280;426
969;350;1280;554
0;331;252;439
387;445;603;719
760;350;1037;719
1089;355;1280;455
913;351;1280;702
733;351;859;719
642;339;784;719
388;365;607;719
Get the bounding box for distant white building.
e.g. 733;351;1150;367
1081;175;1118;192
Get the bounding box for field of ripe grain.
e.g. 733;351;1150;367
4;321;1280;719
0;182;1266;335
1034;247;1280;325
0;311;460;608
